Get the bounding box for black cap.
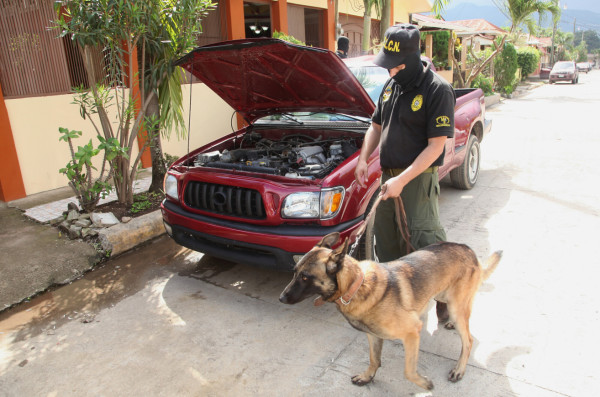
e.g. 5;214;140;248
374;24;421;69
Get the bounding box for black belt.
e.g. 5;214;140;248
382;166;438;177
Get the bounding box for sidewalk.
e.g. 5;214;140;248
0;173;165;311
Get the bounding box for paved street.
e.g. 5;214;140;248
1;70;599;396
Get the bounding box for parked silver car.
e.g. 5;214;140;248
549;61;579;84
577;62;591;73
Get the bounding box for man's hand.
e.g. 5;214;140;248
379;136;446;200
354;160;369;188
380;175;407;200
354;122;381;189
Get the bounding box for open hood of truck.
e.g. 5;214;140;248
174;39;375;123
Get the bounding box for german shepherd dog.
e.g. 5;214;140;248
279;232;502;390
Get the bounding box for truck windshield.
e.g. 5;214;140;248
255;112;370;124
552;62;574;71
348;65;389;103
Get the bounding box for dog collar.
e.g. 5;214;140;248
335;270;365;306
313;270;365;307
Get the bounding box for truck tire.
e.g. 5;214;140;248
352;188;380;261
450;134;480;190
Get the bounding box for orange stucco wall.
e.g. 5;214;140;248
0;81;26;201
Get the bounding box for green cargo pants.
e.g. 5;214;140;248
373;167;447;262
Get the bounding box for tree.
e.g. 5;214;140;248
549;1;561;64
574;30;600;52
572;41;588;62
361;0;381;55
54;0;215;205
431;0;453;18
553;29;575;61
451;0;559;88
380;0;391;40
139;0;217;193
353;0;451;55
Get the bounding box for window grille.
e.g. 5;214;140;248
1;0;225;98
0;0;72;97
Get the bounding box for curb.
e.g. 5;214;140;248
98;210;165;257
485;93;501;108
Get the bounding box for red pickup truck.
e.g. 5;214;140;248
161;39;491;269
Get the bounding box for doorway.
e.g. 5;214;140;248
244;2;271;38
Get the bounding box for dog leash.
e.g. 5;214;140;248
316;185;414;308
348;183;415;257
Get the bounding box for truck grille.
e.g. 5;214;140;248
184;181;266;219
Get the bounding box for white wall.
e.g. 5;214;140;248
6;83;233;196
162;83;235;161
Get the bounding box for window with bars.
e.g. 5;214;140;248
0;0;225;98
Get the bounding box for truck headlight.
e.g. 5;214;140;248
282;192;320;218
282;187;344;219
164;173;178;200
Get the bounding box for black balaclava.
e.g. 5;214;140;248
337;36;349;53
391;52;424;89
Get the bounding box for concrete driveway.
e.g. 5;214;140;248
1;71;599;396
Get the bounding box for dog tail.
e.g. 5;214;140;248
481;250;503;281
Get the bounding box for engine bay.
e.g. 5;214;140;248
190;131;360;179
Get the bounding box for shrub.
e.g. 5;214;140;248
471;74;494;96
431;30;451;69
494;42;518;94
517;47;541;80
58;127;127;212
273;31;306;46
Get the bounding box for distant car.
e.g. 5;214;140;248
549;61;579;84
540;66;552;80
576;62;591;73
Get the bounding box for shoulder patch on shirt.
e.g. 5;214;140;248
411;94;423;111
436;115;451;127
382;86;392;102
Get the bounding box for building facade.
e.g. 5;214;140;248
0;0;432;200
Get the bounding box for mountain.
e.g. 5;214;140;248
441;0;600;34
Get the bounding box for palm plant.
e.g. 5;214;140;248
358;0;451;55
453;0;560;87
361;0;381;54
139;0;216;192
54;0;215;204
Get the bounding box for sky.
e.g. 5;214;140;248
442;0;600;33
446;0;600;13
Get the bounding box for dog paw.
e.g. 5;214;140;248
423;377;434;390
351;374;374;386
448;368;464;382
444;321;455;330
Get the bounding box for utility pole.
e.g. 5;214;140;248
551;21;557;64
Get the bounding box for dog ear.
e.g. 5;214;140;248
318;232;340;249
326;237;349;274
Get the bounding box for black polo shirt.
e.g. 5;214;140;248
372;62;456;169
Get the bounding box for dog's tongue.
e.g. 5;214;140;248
313;296;326;306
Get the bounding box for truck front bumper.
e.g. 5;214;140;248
161;199;363;271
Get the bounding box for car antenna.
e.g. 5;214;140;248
231;111;237;148
187;63;193;170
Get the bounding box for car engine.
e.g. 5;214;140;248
193;132;359;179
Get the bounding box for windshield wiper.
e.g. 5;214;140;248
280;113;304;125
336;113;371;124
